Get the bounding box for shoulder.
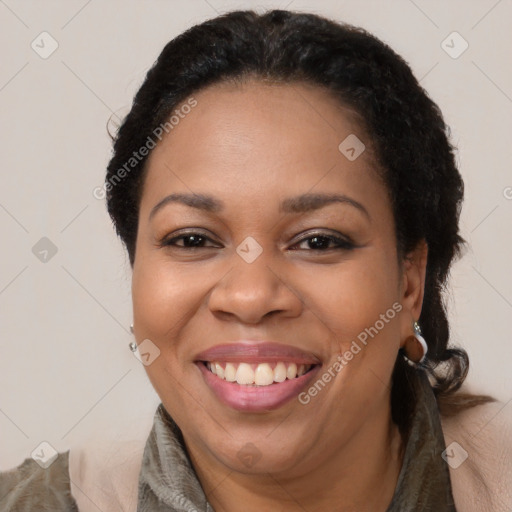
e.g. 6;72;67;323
0;451;78;512
441;397;512;512
67;405;155;511
69;437;146;512
0;409;153;512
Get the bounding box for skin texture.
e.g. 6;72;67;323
131;79;428;511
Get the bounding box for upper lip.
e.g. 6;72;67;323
195;341;322;364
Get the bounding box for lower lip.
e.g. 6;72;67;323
197;362;321;412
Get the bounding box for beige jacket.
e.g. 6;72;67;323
441;397;512;511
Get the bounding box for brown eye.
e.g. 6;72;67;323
160;232;219;249
292;233;355;251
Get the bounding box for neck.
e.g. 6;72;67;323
185;405;405;512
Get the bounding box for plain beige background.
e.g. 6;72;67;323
0;0;511;470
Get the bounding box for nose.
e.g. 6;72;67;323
207;250;304;325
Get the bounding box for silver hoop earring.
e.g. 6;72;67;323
129;324;136;352
402;321;428;365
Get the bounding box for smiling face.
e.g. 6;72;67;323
131;79;422;479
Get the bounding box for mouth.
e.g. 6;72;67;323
195;342;322;412
202;361;315;385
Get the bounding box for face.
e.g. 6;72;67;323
131;79;421;478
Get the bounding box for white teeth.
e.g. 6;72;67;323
236;363;254;385
225;363;237;382
286;363;298;380
254;363;274;386
214;363;224;379
206;361;312;386
273;362;287;382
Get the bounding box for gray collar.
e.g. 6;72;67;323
137;369;455;511
137;408;214;512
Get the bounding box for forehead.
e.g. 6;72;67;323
140;79;385;216
150;78;369;158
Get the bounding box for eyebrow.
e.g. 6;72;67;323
148;192;370;221
149;193;222;220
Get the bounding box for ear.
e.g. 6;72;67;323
399;240;428;346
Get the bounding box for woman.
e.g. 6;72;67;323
1;9;510;512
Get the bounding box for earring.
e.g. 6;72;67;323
402;321;428;365
129;323;137;352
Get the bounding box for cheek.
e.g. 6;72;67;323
131;258;206;412
131;253;222;370
304;248;399;336
132;256;195;330
305;247;401;400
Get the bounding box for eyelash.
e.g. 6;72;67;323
159;231;356;252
